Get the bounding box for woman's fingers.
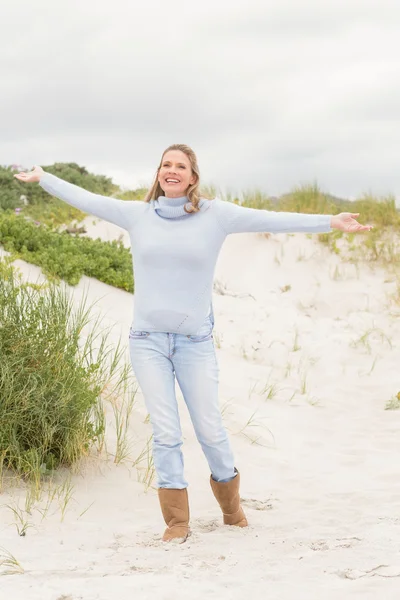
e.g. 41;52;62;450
336;212;373;232
352;223;373;231
343;213;373;231
352;217;373;230
14;166;41;178
14;171;37;182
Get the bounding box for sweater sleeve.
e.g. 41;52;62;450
214;199;332;235
39;172;144;230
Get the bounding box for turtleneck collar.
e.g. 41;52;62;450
152;195;208;219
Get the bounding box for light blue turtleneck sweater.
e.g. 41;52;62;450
39;172;332;335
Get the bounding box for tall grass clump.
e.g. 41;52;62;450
350;194;400;228
0;258;133;486
278;183;338;215
238;190;272;210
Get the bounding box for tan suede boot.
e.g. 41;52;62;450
158;488;190;543
210;470;248;527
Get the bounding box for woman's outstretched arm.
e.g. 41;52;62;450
214;199;373;235
14;166;143;231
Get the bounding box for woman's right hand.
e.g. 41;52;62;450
14;165;44;183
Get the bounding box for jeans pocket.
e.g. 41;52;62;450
129;329;150;339
187;331;213;342
186;319;213;343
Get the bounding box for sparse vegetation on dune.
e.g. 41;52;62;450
236;183;400;228
1;163;399;500
237;183;400;274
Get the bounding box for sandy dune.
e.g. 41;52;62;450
1;216;400;599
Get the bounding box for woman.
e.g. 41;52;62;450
14;144;372;543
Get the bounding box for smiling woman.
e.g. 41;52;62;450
159;149;196;196
144;143;203;213
13;143;372;545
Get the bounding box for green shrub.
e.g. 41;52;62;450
0;213;134;291
0;258;130;480
20;199;88;229
116;187;148;201
2;162;130;227
0;166;24;211
12;162;118;207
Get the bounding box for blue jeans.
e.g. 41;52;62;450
128;311;236;489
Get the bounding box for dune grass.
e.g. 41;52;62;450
385;393;400;410
237;183;399;225
236;184;400;270
0;547;24;576
0;258;134;489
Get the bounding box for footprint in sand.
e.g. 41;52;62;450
128;565;167;574
310;537;362;552
136;534;168;547
192;519;221;533
241;498;273;511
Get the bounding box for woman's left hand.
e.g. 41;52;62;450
330;213;373;233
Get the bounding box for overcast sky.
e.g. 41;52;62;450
2;0;399;200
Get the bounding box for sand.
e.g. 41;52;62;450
1;215;400;599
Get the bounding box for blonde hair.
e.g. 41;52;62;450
144;144;203;213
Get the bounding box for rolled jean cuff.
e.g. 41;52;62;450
211;467;238;483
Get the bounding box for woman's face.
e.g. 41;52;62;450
158;150;196;198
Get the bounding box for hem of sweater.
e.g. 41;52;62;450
130;325;205;335
130;308;213;336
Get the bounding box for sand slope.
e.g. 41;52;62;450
1;217;400;599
